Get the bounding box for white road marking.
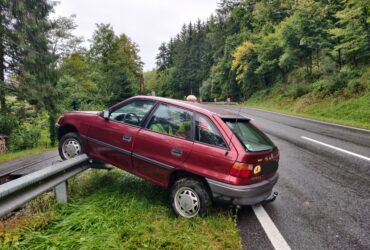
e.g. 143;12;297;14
252;205;291;250
247;107;370;133
301;136;370;161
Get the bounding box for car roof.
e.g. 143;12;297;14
135;96;248;120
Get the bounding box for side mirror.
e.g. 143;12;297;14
103;110;110;120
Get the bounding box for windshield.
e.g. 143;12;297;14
224;119;275;152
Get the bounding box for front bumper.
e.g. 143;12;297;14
55;123;60;139
206;173;279;205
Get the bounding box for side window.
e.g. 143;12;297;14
147;104;193;140
110;100;155;126
195;115;227;148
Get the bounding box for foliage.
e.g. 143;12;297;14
1;170;241;249
0;112;17;136
153;0;369;104
9;123;41;151
143;69;157;95
329;0;369;65
1;1;143;151
64;23;143;108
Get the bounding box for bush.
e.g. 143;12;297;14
249;89;270;101
344;67;369;95
312;77;346;97
288;67;310;84
0;113;18;136
284;84;311;99
9;123;41;151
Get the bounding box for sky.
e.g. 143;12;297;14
53;0;219;71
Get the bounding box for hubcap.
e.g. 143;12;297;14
174;187;200;218
62;138;81;159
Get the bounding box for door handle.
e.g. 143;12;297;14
122;134;132;142
171;148;182;157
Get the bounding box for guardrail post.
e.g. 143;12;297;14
54;181;68;203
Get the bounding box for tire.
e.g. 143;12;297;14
58;132;83;160
169;178;211;218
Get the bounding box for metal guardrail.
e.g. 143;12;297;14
0;154;90;218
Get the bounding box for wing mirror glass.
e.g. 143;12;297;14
103;110;110;119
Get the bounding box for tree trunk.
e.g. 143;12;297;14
316;49;319;71
281;69;288;84
0;9;6;112
338;49;342;68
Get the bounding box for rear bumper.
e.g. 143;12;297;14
206;173;279;205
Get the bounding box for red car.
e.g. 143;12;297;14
56;96;279;218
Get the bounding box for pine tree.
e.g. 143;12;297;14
330;0;369;65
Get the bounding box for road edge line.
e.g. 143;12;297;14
252;205;291;250
301;136;370;161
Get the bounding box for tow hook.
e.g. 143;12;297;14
262;191;278;204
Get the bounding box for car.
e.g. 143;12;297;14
55;96;279;218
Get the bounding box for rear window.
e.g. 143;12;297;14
224;119;275;152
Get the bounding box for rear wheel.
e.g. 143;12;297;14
58;132;83;160
169;178;211;218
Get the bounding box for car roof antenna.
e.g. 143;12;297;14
225;103;243;156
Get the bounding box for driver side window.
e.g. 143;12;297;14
110;100;155;126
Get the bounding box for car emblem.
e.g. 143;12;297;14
253;165;262;175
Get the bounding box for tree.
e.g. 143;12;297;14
88;24;142;106
153;0;369;101
10;0;59;145
49;15;84;63
330;0;369;65
0;0;53;111
156;42;170;71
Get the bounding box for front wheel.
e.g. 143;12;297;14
58;132;83;160
169;178;211;218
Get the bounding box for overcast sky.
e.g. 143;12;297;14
53;0;219;71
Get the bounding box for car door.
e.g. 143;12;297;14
183;113;238;182
86;99;156;171
132;104;194;187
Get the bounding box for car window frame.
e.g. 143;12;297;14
143;102;195;142
107;99;158;128
193;113;229;150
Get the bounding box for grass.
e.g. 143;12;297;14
1;169;241;249
244;91;370;130
0;147;56;164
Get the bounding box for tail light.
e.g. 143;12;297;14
230;162;262;178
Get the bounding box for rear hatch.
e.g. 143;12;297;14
223;118;279;184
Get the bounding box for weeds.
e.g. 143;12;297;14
1;169;241;249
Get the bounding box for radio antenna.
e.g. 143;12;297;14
225;98;244;156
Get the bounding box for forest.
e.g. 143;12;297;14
0;0;142;151
149;0;369;106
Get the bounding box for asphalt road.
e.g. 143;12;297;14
0;150;59;183
221;106;370;250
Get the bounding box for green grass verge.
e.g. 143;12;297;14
1;169;241;249
244;93;370;130
0;147;56;164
